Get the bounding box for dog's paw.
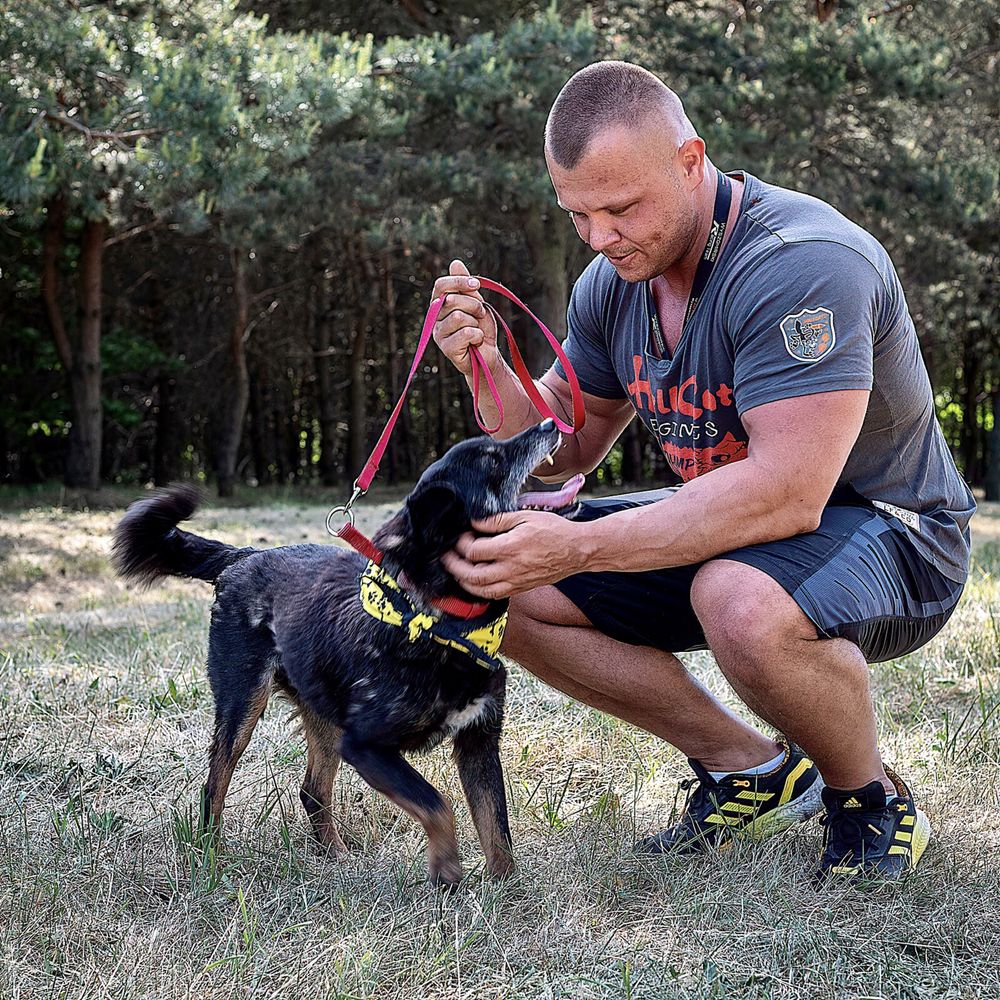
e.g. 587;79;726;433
486;854;515;881
429;855;464;889
309;822;350;858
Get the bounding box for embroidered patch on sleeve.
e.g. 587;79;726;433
779;306;836;363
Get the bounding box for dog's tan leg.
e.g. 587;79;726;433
338;733;463;886
453;724;515;879
201;678;271;833
298;710;348;855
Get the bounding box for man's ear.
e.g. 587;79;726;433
405;483;467;553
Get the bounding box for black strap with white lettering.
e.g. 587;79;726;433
649;168;733;356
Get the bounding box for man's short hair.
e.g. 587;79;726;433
545;61;697;169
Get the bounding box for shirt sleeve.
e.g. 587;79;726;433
724;241;879;416
552;258;627;399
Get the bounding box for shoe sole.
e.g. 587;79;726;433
733;771;826;844
909;808;932;870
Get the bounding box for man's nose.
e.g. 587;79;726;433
588;223;621;253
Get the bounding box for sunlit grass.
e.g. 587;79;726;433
0;496;996;999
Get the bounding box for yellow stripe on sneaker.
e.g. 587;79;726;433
901;815;915;826
895;831;912;843
779;758;813;805
721;802;757;815
736;790;774;803
888;845;909;856
705;814;742;826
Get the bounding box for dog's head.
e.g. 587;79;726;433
372;419;584;607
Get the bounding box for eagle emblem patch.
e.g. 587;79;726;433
779;307;836;363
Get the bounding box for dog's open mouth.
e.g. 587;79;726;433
516;472;585;514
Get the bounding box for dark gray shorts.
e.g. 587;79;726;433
553;489;965;664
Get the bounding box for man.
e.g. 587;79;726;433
429;61;975;883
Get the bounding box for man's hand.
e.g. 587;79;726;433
431;259;500;379
440;510;586;599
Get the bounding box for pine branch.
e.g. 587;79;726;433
42;110;162;146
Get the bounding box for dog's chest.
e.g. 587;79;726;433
442;695;491;734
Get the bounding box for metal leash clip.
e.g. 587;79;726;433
325;481;365;536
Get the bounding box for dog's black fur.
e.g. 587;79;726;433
112;420;570;885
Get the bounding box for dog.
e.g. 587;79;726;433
112;419;584;886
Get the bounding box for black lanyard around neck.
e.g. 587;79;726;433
649;168;733;357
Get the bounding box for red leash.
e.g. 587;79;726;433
327;276;586;617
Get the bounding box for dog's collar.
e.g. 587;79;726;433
339;522;491;620
359;561;506;672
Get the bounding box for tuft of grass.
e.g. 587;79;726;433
0;499;997;999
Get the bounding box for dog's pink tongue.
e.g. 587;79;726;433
517;472;585;511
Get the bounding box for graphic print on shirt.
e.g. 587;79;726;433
779;306;836;363
625;353;748;482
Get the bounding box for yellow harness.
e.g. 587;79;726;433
359;560;507;671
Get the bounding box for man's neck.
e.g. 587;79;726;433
658;164;744;296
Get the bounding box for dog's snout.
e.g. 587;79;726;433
539;418;555;432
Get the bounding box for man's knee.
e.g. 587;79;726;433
501;587;592;660
691;558;816;660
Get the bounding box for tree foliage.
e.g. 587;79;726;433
1;0;996;496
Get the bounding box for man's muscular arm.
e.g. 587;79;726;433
442;389;869;598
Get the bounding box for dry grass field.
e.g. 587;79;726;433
1;488;997;1000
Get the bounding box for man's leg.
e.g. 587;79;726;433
501;585;781;772
689;559;894;796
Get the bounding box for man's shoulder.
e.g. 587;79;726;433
739;173;888;266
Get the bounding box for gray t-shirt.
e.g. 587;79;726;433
554;171;975;582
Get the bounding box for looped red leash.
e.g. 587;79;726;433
326;276;586;618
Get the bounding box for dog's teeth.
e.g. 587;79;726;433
544;453;554;465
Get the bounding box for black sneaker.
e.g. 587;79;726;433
815;767;931;883
636;742;824;854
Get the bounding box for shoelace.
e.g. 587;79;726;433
819;807;887;863
674;774;721;827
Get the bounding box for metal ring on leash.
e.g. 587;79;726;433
325;504;356;536
325;482;365;537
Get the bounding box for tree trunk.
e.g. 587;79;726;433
347;316;368;478
815;1;839;23
620;420;644;485
43;198;107;489
384;257;413;483
522;211;569;377
960;337;981;485
42;196;71;372
66;216;106;488
346;242;377;480
314;271;339;486
216;250;251;497
153;373;179;486
986;387;1000;501
248;371;269;485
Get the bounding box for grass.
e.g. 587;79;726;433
0;489;997;999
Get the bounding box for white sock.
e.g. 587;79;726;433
708;747;786;782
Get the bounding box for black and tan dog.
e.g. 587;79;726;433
112;419;583;885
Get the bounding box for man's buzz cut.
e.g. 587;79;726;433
545;60;697;169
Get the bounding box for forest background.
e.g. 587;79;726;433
1;0;996;499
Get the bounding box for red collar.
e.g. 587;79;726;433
339;523;491;621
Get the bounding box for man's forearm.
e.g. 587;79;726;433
577;457;823;573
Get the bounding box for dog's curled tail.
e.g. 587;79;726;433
112;484;254;588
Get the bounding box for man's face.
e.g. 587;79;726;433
547;124;705;282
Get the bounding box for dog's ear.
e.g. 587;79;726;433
405;482;468;554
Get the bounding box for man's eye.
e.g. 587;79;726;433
610;204;635;217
